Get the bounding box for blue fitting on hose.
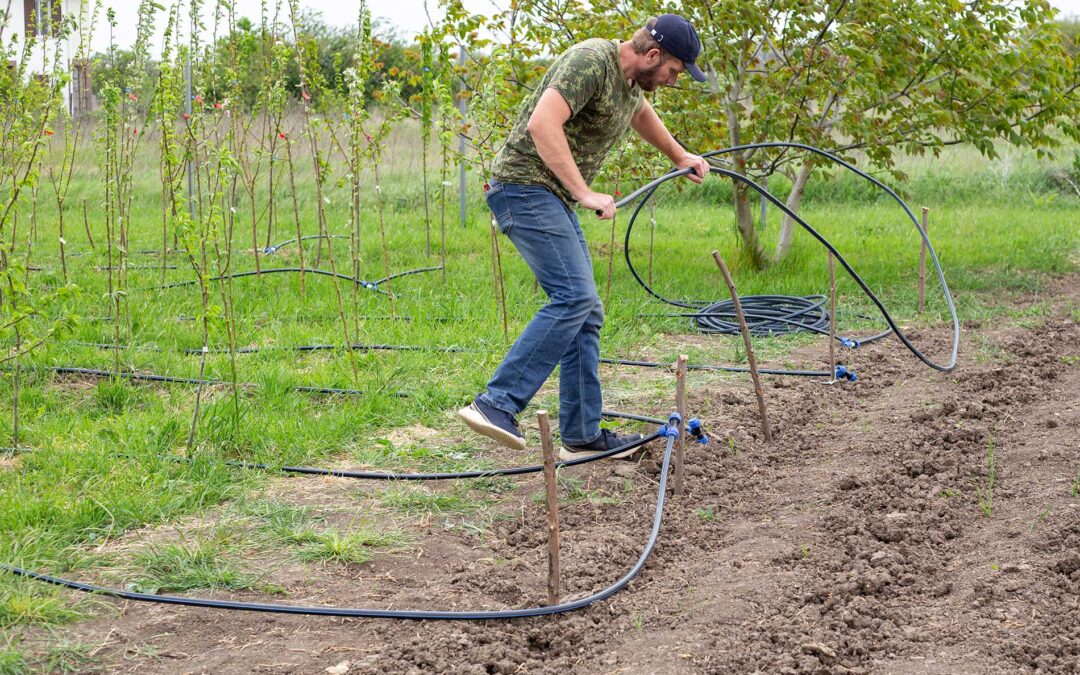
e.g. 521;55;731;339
835;365;858;382
688;417;709;445
840;337;860;349
658;412;682;439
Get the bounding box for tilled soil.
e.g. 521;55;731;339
19;276;1080;674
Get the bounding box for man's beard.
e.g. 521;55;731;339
635;62;667;92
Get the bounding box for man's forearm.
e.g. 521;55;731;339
529;120;590;200
631;100;684;163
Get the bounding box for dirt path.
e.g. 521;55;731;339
22;276;1080;674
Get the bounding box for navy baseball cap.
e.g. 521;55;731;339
648;14;706;82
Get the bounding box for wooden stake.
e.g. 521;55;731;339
828;252;837;383
918;207;929;314
537;410;560;605
712;251;773;443
674;355;688;496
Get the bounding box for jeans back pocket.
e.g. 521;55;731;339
485;182;513;234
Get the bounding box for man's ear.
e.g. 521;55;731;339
645;48;662;66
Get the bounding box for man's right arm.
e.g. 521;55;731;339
527;88;616;219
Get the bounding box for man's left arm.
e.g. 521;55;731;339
629;98;709;183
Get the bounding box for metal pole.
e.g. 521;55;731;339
458;46;467;229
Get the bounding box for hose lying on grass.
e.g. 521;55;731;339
1;414;681;620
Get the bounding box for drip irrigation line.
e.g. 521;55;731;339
61;342;836;379
619;142;959;372
152;268;392;293
373;265;445;286
263;234;350;254
599;357;829;377
2;423;680;620
159;420;663;482
69;341;478;356
31;366;407;398
150;265;444;293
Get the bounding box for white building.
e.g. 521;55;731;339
3;0;93;116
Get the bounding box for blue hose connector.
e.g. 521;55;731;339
688;417;709;445
835;365;858;382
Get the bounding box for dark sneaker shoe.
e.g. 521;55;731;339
458;396;526;451
559;428;645;460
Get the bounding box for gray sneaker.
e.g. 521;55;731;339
457;396;526;451
559;428;645;460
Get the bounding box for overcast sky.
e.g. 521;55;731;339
96;0;1080;52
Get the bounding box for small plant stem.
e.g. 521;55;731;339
712;250;773;442
537;410;561;606
828;252;837;382
919;207;929;313
674;355;688;496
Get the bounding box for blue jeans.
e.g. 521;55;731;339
479;181;604;445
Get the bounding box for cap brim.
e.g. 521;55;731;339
685;61;707;83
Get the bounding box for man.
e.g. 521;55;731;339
459;14;710;459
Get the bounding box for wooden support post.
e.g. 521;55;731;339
712;251;773;443
537;410;560;606
828;252;837;383
918;207;929;314
674;355;688;496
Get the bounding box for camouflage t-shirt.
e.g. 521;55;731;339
491;38;644;207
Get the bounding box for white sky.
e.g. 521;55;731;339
95;0;1080;52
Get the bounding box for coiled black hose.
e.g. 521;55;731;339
1;421;679;619
620;142;958;372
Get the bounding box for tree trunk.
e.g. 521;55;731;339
732;154;769;269
775;163;812;261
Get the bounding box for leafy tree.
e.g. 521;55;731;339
439;0;1080;268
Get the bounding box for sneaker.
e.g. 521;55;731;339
559;428;646;460
457;396;526;451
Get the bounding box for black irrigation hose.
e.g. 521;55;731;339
152;265;444;292
1;425;679;620
619;143;959;372
66;340;829;377
70;341;477;356
263;234;350;254
37;366;407;398
599;357;829;377
152;268;392;294
171;418;663;482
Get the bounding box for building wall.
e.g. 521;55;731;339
4;0;93;116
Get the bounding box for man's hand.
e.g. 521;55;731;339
576;189;616;220
676;152;710;184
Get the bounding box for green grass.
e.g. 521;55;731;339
378;484;490;515
297;527;406;565
242;500;324;546
0;646;27;675
127;538;260;594
0;119;1077;653
0;582;81;629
